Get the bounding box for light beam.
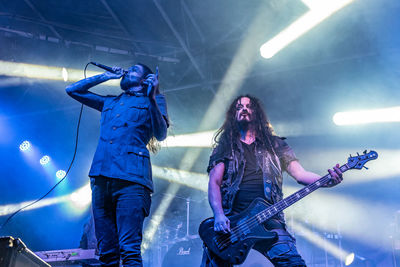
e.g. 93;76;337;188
260;0;354;58
333;106;400;125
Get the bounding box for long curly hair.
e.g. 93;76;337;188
213;94;275;153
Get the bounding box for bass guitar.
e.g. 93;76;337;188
198;150;378;265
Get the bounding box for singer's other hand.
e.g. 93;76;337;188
104;66;125;79
144;66;159;100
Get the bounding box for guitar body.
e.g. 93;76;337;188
199;198;277;265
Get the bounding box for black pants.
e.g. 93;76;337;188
200;228;306;267
91;176;151;267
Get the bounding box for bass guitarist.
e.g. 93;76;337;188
201;95;343;267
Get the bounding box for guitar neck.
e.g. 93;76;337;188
257;164;350;223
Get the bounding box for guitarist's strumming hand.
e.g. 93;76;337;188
214;213;231;233
326;164;343;187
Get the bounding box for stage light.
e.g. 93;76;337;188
69;183;91;209
161;130;215;148
333;106;400;125
56;170;66;179
260;0;354;58
160;122;329;149
345;253;354;265
0;60;119;86
19;140;31;151
62;67;68;82
40;155;50;165
152;166;208;191
0;196;68;216
0;184;91;217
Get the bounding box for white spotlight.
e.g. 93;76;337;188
333;106;400;125
0;60;119;86
19;141;31;151
40;155;50;165
56;170;66;179
161;130;214;148
260;0;354;58
70;183;91;208
0;196;68;216
345;253;355;265
152;166;208;191
62;67;68;82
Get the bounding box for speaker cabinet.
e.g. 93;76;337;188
0;236;50;267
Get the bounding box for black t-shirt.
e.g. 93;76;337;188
232;142;284;229
232;141;265;213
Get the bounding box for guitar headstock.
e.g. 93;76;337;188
347;150;378;170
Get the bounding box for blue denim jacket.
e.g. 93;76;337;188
70;91;168;192
207;136;297;221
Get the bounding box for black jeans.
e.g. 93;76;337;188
201;228;306;267
91;176;151;267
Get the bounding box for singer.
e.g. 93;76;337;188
66;63;169;267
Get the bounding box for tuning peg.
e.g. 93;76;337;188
363;166;369;170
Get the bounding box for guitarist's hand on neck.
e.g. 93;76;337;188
325;164;343;187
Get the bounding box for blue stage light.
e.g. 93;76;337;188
56;170;66;179
40;155;50;165
19;141;31;151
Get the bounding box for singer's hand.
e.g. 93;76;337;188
103;66;125;79
144;66;159;100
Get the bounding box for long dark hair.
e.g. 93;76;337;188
136;63;161;154
213;94;275;153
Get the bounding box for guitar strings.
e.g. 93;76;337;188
219;168;342;247
215;174;333;248
216;178;327;248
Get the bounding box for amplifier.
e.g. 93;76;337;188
35;248;100;266
0;236;50;267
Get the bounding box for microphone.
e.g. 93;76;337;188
90;62;127;74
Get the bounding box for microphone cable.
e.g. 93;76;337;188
0;63;91;231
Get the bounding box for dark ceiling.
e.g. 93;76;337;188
1;0;399;129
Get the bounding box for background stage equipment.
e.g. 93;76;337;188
35;248;100;266
0;236;50;267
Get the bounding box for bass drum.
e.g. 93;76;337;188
162;238;203;267
161;239;273;267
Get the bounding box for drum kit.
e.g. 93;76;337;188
150;197;275;267
155;197;203;267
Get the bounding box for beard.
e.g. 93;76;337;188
120;76;141;91
236;117;256;132
237;119;249;131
